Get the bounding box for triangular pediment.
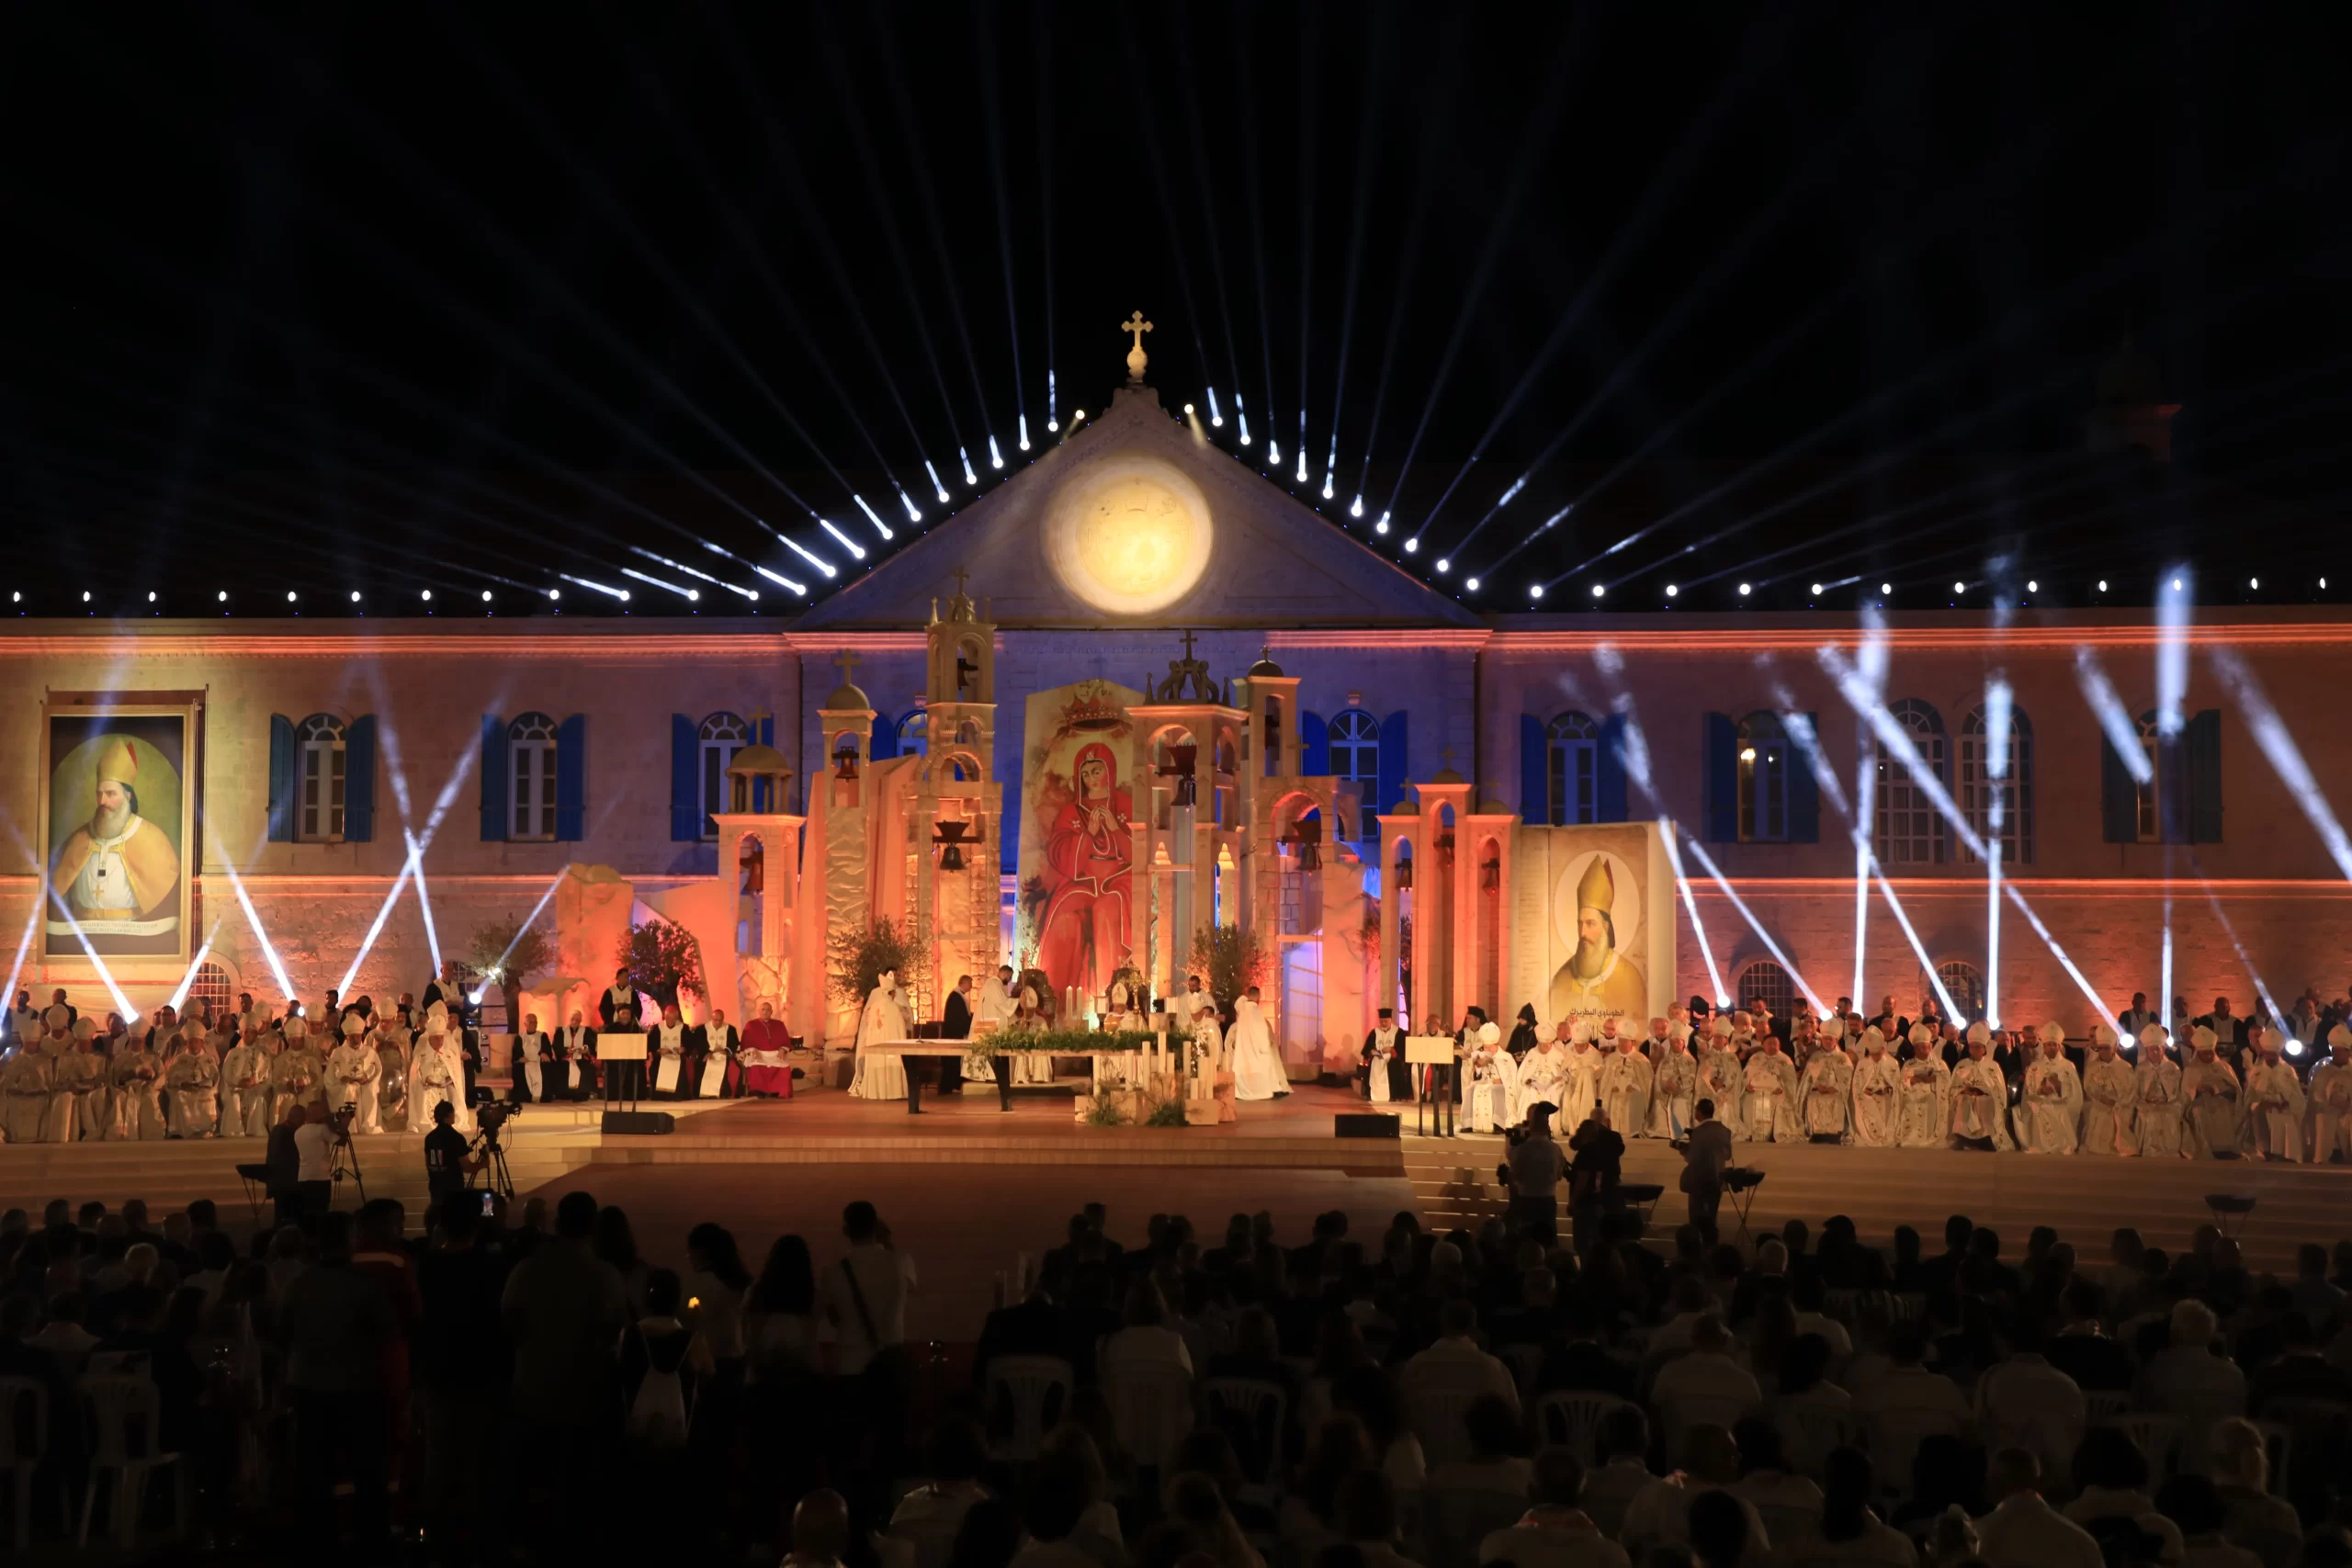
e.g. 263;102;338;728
790;383;1476;629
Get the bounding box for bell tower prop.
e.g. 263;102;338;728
909;571;1005;1008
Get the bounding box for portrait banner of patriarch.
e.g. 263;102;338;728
40;697;199;961
1019;679;1145;1000
1510;822;1674;1032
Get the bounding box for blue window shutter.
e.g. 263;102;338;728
554;714;586;841
754;714;775;811
266;715;296;842
1702;712;1738;842
1299;710;1329;777
2187;709;2222;843
1520;715;1548;825
1377;710;1409;816
480;716;507;842
1788;713;1821;842
870;713;897;762
344;716;377;843
2099;731;2136;842
669;715;698;841
1598;714;1629;823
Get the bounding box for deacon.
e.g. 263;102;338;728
2241;1024;2304;1163
2307;1026;2352;1164
1598;1021;1653;1137
164;1023;220;1138
328;1013;383;1132
1949;1022;2013;1150
1361;1008;1407;1104
1695;1017;1747;1136
696;1008;741;1100
510;1011;552;1104
2182;1026;2245;1157
557;1009;599;1100
221;1021;275;1137
1646;1020;1698;1141
1849;1026;1902;1147
2133;1024;2188;1158
2080;1024;2139;1156
2015;1022;2083;1154
1797;1019;1851;1144
1742;1030;1802;1142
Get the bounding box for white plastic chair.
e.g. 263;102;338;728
76;1374;186;1550
0;1376;49;1551
983;1354;1074;1465
1202;1376;1289;1492
1532;1389;1636;1465
1102;1359;1195;1469
2103;1412;2186;1485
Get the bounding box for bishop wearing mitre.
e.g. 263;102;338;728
50;736;182;932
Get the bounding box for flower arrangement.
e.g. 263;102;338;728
966;1024;1161;1068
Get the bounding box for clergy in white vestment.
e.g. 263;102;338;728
1797;1021;1851;1144
1513;1029;1572;1124
0;1033;52;1143
1362;1009;1405;1103
2133;1024;2187;1158
221;1027;273;1137
976;965;1017;1032
1849;1026;1902;1146
1464;1021;1516;1131
1743;1032;1803;1142
2015;1023;2083;1154
1228;986;1287;1100
57;1021;110;1143
327;1012;382;1132
1646;1020;1698;1140
2182;1026;2245;1158
2240;1024;2304;1162
41;1019;87;1143
1599;1027;1653;1136
1561;1021;1604;1122
1695;1018;1747;1138
1949;1022;2014;1150
114;1027;169;1141
421;1002;475;1133
648;1003;693;1100
163;1024;220;1138
849;970;911;1100
409;1032;457;1130
510;1013;553;1105
2080;1024;2139;1156
2306;1025;2352;1164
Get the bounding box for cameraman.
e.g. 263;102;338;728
293;1101;340;1219
423;1100;480;1205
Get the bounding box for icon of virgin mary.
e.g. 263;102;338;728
1036;741;1134;997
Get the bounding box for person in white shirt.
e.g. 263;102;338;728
1974;1449;2108;1568
1976;1348;2086;1481
817;1200;914;1375
2132;1299;2245;1466
1401;1300;1519;1459
888;1416;992;1568
1850;1321;1971;1484
1619;1425;1770;1558
1807;1447;1928;1568
1649;1314;1763;1441
1476;1448;1634;1568
1577;1407;1659;1541
1098;1278;1194;1381
2063;1425;2186;1566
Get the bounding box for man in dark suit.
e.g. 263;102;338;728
1679;1097;1735;1247
937;975;974;1097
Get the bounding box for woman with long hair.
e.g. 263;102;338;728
594;1204;650;1312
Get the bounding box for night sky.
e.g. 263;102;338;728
5;4;2347;615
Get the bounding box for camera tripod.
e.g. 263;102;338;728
330;1104;368;1204
468;1127;515;1202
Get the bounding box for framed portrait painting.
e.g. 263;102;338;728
39;693;203;963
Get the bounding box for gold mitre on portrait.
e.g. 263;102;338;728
1576;853;1615;915
96;736;141;786
1063;688;1128;733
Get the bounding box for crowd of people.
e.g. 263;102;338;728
6;1164;2352;1568
1399;988;2352;1160
0;965;801;1145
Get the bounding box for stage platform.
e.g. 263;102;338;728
3;1085;2344;1280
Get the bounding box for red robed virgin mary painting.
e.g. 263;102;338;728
1020;682;1141;999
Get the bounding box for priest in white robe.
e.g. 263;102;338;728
2240;1024;2304;1162
2133;1024;2187;1158
327;1012;382;1132
849;970;911;1100
1743;1032;1803;1143
1514;1028;1572;1123
1695;1018;1747;1139
2015;1022;2083;1154
1598;1027;1653;1137
1646;1021;1698;1140
1;1032;52;1143
1228;986;1287;1100
220;1025;273;1137
163;1025;220;1138
421;1002;474;1133
2080;1023;2138;1156
114;1028;168;1141
1562;1021;1604;1123
1797;1021;1851;1144
1464;1021;1516;1132
1896;1025;1952;1147
1849;1026;1901;1146
2307;1025;2352;1164
1949;1022;2013;1150
409;1032;458;1131
2182;1025;2245;1157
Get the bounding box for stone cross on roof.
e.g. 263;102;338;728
1122;310;1153;383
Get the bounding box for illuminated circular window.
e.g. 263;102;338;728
1046;455;1214;615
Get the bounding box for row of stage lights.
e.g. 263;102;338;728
1512;573;2327;606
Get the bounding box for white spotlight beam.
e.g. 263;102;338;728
816;521;867;563
477;867;570;991
339;739;479;996
2073;648;2152;784
620;567;698;602
2156;565;2192;737
1659;822;1732;1009
2192;868;2283;1029
2003;880;2112;1021
406;828;445;978
1984;677;2011;1029
782;536;838;580
205;826;297;1003
1677;835;1829;1016
0;878;41;1020
2210;647;2352;881
754;564;810;597
560;573;631;602
41;889;140;1021
166;919;227;1012
339;860;413;998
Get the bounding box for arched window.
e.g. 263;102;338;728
697;712;751;839
1962;704;2033;863
296;714;346;843
1736;712;1790;842
1329;710;1381;840
1736;960;1796;1023
186;961;235;1018
1935;960;1985;1023
508;712;559;841
2135;711;2163;842
1546;711;1600;826
895;707;929;758
1874;700;1946;864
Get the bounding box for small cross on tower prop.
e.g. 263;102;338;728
832;649;861;692
1122;310;1154;384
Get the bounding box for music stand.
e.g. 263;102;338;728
1723;1167;1765;1246
1619;1182;1665;1233
235;1162;271;1224
2203;1192;2256;1242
